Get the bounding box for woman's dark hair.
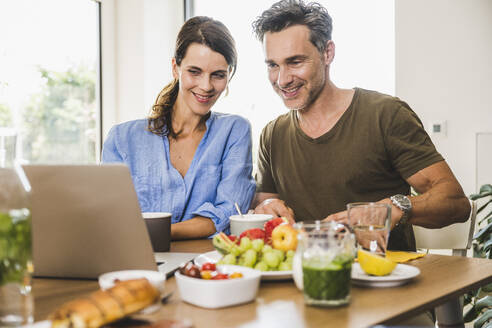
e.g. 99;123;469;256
148;16;237;137
252;0;332;54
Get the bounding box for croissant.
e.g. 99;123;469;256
50;278;160;328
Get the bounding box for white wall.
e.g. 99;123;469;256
395;0;492;195
101;0;183;139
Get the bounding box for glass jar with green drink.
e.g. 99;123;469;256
294;221;355;307
0;162;33;326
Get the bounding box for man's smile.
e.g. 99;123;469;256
278;84;302;99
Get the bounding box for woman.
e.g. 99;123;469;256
102;16;255;240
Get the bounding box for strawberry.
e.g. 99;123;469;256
228;234;239;244
264;217;289;244
239;228;266;242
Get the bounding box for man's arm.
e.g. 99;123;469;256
252;192;295;224
325;161;471;229
396;160;470;228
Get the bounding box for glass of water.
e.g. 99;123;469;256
347;203;391;256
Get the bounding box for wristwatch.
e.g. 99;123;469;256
390;194;412;227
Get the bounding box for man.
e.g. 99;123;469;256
251;0;470;251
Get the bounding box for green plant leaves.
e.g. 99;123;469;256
482;321;492;328
474;309;492;328
470;192;492;200
478;200;492;214
465;292;475;306
480;185;492;194
483;282;492;293
478;209;492;225
476;296;492;311
483;238;492;253
474;222;492;242
465;306;481;323
468;185;492;327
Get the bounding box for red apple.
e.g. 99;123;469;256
264;217;289;244
271;224;298;251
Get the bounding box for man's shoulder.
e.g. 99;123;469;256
262;112;292;136
355;88;418;124
356;88;406;109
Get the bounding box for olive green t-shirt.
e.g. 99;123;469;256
255;88;444;251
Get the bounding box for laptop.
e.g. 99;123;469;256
22;164;198;279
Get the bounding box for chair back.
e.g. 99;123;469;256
413;199;477;256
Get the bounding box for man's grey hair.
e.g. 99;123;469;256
252;0;333;54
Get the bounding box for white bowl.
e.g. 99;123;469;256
98;270;166;294
229;214;273;236
175;264;261;308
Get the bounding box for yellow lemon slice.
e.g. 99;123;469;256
357;249;397;276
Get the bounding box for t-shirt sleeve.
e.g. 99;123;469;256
255;123;277;193
384;103;444;179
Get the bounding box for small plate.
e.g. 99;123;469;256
194;250;292;281
98;270;166;294
351;263;420;287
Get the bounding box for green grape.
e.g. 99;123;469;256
261;244;273;254
272;249;285;262
230;245;241;257
218;253;237;265
284;256;294;264
254;262;269;271
239;237;252;252
251;239;264;252
286;250;295;258
238;249;257;268
278;261;292;271
263;251;280;268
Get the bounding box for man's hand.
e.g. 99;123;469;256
323;199;403;230
254;198;295;224
323;211;348;225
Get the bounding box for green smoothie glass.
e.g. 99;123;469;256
294;221;355;307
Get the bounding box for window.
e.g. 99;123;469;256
193;0;394;165
0;0;100;165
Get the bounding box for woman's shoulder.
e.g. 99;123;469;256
111;118;149;134
107;119;157;147
210;112;251;129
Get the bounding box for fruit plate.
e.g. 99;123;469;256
194;250;292;281
351;262;420;287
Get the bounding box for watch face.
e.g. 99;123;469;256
394;195;411;211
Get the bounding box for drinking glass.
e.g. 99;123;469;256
347;202;391;256
0;164;33;326
294;221;355;307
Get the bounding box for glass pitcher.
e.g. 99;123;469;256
293;220;355;307
0;162;33;326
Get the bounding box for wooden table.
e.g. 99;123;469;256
33;240;492;328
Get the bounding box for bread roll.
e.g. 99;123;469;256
50;278;160;328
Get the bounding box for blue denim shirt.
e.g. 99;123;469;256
101;112;256;236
